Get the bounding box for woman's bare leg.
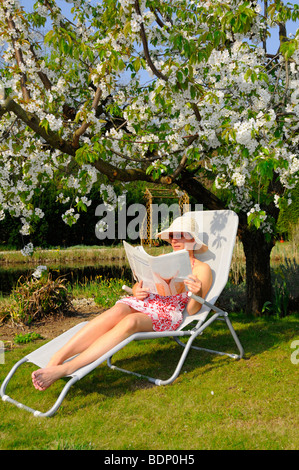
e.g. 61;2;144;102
32;312;153;391
46;303;135;368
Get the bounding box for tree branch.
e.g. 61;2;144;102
150;6;173;29
134;0;168;81
262;0;268;52
178;170;226;211
0;97;75;155
5;13;30;102
0;96;154;184
92;158;152;183
178;169;252;236
151;8;165;29
72;86;102;148
29;45;52;91
171;153;188;181
5;6;52;95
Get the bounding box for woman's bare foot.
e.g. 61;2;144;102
32;364;68;391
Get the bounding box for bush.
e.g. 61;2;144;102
14;332;42;344
10;272;74;325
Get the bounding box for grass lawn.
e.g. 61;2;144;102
1;312;298;450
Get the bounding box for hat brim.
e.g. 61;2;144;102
156;228;208;253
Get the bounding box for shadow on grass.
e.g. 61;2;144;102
69;313;299;396
2;313;298;416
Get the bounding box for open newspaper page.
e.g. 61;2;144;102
123;241;192;296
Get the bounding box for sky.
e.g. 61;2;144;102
257;0;299;53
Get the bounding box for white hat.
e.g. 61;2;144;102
156;216;208;253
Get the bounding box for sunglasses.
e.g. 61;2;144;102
169;232;193;240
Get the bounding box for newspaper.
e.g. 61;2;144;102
123;241;192;296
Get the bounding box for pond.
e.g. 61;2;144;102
0;261;133;296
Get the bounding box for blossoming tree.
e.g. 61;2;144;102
0;0;298;314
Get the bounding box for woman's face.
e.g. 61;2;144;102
170;232;195;251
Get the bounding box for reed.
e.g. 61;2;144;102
0;245;127;266
70;275;130;309
0;237;297;267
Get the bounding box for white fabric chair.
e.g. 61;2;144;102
1;210;244;417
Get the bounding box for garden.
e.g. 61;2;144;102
0;237;298;450
0;0;299;452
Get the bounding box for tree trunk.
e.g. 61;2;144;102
239;228;275;315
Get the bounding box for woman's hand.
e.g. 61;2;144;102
132;281;149;300
184;274;202;297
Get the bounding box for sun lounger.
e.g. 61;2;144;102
1;210;244;417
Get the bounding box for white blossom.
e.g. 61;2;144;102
21;242;34;257
0;0;297;238
32;265;47;279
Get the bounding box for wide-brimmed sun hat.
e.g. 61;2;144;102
156;215;208;253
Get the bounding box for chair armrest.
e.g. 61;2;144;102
122;285;133;295
188;292;227;315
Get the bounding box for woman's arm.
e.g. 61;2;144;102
184;263;213;315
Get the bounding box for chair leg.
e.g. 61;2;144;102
224;314;244;359
1;357;79;417
107;329;202;386
174;313;244;360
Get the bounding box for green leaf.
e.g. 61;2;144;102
40;118;49;133
145;165;154;175
190;85;196;99
123;21;131;37
44;29;55;44
76;201;87;212
177;71;183;83
281;39;298;60
244;69;252;81
133;57;141;72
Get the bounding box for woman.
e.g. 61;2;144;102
32;216;212;391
